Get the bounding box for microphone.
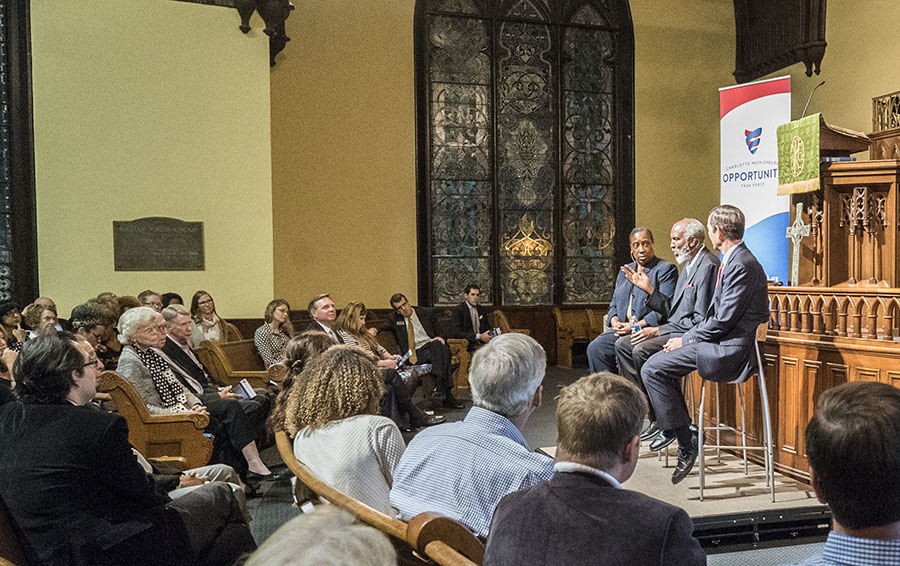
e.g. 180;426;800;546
801;81;826;118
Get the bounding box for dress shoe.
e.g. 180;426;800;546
441;396;465;410
247;470;281;482
671;433;699;485
245;486;264;499
640;421;660;442
649;431;676;452
413;414;446;428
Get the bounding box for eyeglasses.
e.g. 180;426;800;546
198;299;213;306
82;359;101;369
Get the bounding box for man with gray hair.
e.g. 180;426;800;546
485;373;706;565
389;333;554;537
616;218;719;446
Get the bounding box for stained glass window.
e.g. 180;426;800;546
417;0;633;306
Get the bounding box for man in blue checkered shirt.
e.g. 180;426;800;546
389;333;554;537
786;381;900;565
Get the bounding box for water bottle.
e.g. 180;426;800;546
630;316;641;335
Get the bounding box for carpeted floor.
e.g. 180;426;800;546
246;362;823;562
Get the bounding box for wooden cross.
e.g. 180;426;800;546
786;202;811;286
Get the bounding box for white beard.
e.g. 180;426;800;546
673;247;691;264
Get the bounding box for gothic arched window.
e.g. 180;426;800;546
416;0;634;307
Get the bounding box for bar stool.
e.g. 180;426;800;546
697;322;775;502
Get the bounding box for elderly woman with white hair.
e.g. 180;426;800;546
116;307;278;482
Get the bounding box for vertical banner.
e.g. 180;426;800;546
720;76;791;284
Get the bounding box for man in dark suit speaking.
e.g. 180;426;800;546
640;205;770;485
484;372;706;566
616;218;719;447
389;293;463;409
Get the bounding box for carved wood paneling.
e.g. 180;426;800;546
733;0;826;83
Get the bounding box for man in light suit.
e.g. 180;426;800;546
449;284;493;351
586;227;678;374
616;218;719;446
484;372;706;566
640;205;769;484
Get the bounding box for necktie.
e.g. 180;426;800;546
716;263;724;287
406;318;418;364
470;306;479;335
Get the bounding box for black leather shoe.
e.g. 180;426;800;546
245;486;264;499
649;431;676;452
671;433;699;485
441;396;465;410
247;470;281;482
414;414;446;427
640;421;660;442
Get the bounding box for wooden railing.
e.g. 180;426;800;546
768;287;900;340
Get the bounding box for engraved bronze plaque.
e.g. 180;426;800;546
113;217;204;271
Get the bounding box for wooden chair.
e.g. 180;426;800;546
275;431;483;566
97;371;213;469
491;310;531;336
223;320;244;342
552;308;593;369
0;492;28;566
194;339;268;388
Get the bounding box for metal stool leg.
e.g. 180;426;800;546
715;383;721;462
757;352;776;502
738;382;748;474
698;379;707;501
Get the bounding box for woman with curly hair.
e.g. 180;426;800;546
265;330;335;440
285;346;405;514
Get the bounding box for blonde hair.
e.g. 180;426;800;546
334;302;377;350
283;346;384;435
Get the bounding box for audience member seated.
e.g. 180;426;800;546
191;290;228;347
244;506;396;566
255;298;293;368
335;301;443;431
265;331;335;441
450;284;493;351
586;226;678;374
162;304;272;438
70;302;108;349
116;307;277;482
786;381;900;565
0;301;27;351
29;296;66;331
0;332;256;566
284;346;406;514
23;302;58;339
484;372;707;565
91;296;124;367
162;292;184;307
390;333;554;537
306;293;344;344
117;294;142;314
0;339;15;405
388;292;463;410
138;289;164;312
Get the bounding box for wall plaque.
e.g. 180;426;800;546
113;217;204;271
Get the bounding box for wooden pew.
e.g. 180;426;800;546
552;308;596;369
275;431;483;566
491;310;531;336
194;339;269;388
97;371;213;469
0;492;28;566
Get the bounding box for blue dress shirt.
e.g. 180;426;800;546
787;532;900;565
389;406;555;537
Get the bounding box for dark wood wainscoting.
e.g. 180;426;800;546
227;304;608;366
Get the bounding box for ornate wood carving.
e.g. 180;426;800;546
732;0;827;84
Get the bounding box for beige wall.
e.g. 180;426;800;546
31;0;273;318
270;1;737;306
270;1;417;310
